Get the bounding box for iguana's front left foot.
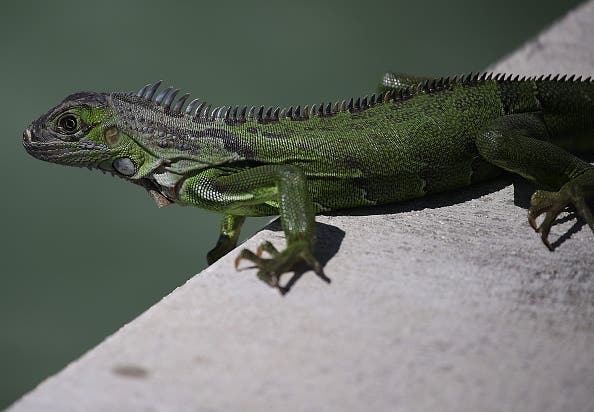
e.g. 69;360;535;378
235;240;326;291
528;173;594;250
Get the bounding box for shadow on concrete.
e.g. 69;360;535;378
326;177;514;217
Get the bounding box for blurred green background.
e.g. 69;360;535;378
0;0;583;408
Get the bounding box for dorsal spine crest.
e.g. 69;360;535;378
130;74;594;125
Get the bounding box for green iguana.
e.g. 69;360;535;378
23;73;594;290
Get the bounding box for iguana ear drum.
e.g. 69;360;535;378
113;157;135;176
104;126;121;147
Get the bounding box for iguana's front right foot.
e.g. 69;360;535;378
234;240;326;291
528;172;594;249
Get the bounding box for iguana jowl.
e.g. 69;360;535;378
23;73;594;290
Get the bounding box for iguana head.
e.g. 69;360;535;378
23;91;151;178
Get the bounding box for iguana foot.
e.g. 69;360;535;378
235;240;326;290
528;176;594;250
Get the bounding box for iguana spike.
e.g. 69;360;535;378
286;107;293;119
347;98;354;111
265;106;273;120
544;74;552;81
155;87;173;105
370;94;376;105
361;96;368;108
585;76;592;82
273;107;280;120
311;104;317;117
552;74;560;81
209;107;218;121
232;106;239;121
193;102;206;120
162;89;180;111
248;106;255;120
185;98;200;115
575;75;582;82
559;74;568;82
295;105;301;119
202;104;211;120
137;84;150;97
240;106;247;121
513;74;520;81
172;93;190;114
471;72;480;82
223;107;231;120
257;106;264;122
144;81;162;100
331;102;338;114
219;107;227;119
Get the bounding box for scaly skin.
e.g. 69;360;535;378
23;73;594;291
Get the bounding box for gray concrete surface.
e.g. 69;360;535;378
8;2;594;411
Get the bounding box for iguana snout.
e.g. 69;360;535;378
23;92;112;165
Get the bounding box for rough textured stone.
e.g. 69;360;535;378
9;2;594;411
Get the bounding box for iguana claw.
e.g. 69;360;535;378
235;240;326;290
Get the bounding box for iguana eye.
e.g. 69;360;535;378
57;113;79;134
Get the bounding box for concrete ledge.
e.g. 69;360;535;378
9;1;594;411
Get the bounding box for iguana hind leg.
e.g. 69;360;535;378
476;113;594;248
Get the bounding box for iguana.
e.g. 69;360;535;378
23;73;594;290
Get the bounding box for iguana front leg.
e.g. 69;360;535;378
179;165;324;289
207;215;245;264
476;113;594;248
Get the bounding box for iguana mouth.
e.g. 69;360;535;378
23;126;109;165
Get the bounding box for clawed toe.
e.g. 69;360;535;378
528;185;594;250
529;190;570;250
256;241;279;257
